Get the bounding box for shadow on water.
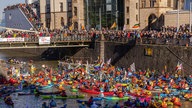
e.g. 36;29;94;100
111;38;136;65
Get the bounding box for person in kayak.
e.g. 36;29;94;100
87;96;93;106
60;90;67;97
4;94;14;107
79;102;86;108
42;102;49;108
124;99;132;107
113;102;120;108
49;99;57;108
90;101;98;108
34;87;40;97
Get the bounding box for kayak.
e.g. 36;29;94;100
76;100;101;107
71;89;78;92
38;91;61;95
167;101;173;106
93;97;103;101
18;92;34;95
79;88;114;96
41;95;85;99
38;84;53;90
104;96;129;100
173;101;182;106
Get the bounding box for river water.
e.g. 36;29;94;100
0;49;191;108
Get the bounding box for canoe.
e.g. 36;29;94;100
104;96;129;100
41;95;85;99
79;88;114;96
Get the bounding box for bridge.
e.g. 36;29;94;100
0;36;92;49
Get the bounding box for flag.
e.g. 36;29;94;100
107;58;111;65
110;22;117;29
132;23;140;28
81;25;85;30
18;82;23;91
176;62;182;71
86;60;89;74
94;63;101;70
130;63;136;72
123;25;126;31
69;24;73;31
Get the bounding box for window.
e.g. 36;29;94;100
60;2;63;12
9;14;12;20
46;4;50;13
142;0;146;8
136;14;138;21
150;0;156;7
127;7;129;13
127;18;129;25
61;17;64;26
46;18;50;28
167;0;171;7
74;7;77;16
136;3;138;9
68;2;72;11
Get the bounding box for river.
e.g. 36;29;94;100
0;49;191;108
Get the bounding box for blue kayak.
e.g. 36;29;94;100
93;97;103;101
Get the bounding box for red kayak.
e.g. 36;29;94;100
79;88;114;96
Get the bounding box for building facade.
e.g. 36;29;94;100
71;0;126;30
39;0;187;30
40;0;72;30
124;0;139;30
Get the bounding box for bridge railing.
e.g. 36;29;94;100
138;37;190;46
0;35;92;43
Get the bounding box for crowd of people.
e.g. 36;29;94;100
4;3;41;30
2;3;192;46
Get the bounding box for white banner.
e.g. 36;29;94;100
0;38;24;42
39;37;50;45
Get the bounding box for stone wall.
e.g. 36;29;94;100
72;41;192;75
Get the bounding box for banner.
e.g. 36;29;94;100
0;38;24;42
39;37;50;45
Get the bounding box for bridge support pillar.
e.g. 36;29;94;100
100;34;105;62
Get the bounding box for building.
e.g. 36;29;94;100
124;0;139;30
184;0;192;10
71;0;85;30
138;0;184;30
165;10;189;27
71;0;126;30
40;0;72;30
39;0;188;31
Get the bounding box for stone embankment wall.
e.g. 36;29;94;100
73;41;192;75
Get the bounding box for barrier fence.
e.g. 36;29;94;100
0;35;191;46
